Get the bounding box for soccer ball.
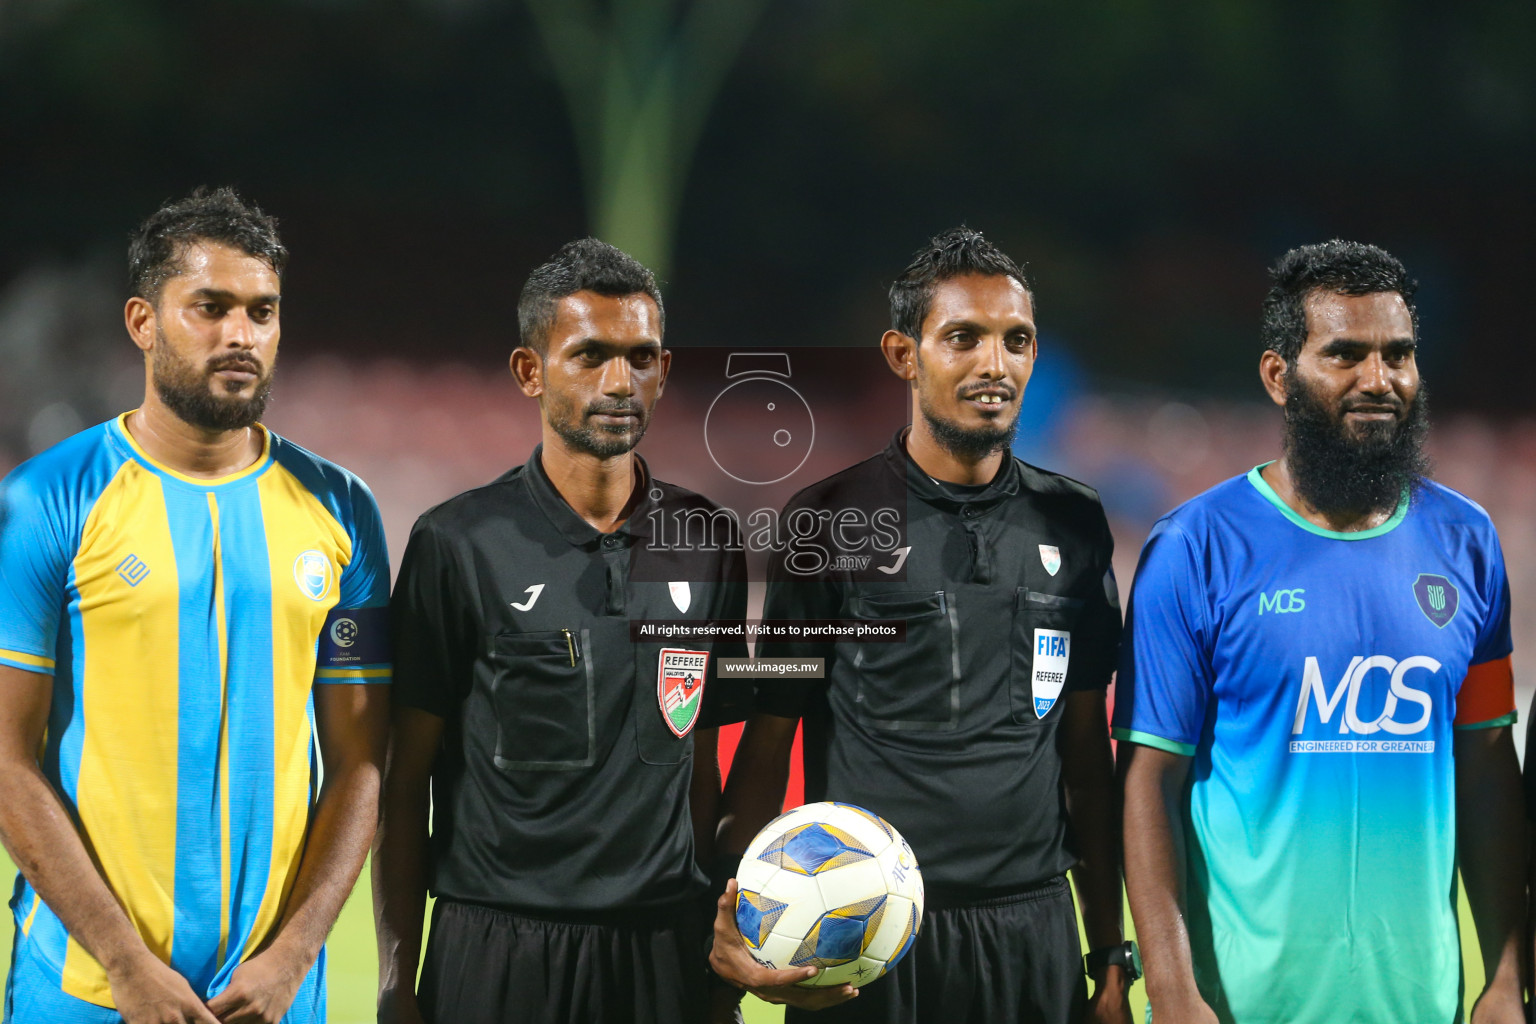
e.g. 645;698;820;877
734;801;924;988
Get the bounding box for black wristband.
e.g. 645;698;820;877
1083;940;1142;982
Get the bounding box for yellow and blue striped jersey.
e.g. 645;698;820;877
0;413;390;1009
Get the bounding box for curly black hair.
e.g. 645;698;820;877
128;186;286;303
1261;240;1418;364
888;226;1033;341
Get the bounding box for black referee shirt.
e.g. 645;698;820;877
392;445;750;913
756;431;1120;897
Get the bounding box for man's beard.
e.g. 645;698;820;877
917;374;1018;461
153;332;274;432
1283;370;1430;518
549;394;651;458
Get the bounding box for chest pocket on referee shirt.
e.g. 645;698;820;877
849;590;961;731
1010;589;1083;724
488;629;596;771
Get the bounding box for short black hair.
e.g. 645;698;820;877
889;226;1033;340
1261;240;1418;364
128;186;286;303
517;238;664;354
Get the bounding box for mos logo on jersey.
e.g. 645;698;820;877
293;550;334;602
1290;654;1440;753
1258;588;1305;614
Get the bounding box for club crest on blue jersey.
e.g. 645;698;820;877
293;550;334;602
1413;574;1458;628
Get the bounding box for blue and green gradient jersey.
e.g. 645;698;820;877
0;414;390;1011
1113;466;1515;1024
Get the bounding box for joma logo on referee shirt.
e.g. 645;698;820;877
1291;654;1439;736
1259;589;1305;614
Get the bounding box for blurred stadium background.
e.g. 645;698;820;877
2;0;1532;1020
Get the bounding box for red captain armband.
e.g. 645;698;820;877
1454;656;1515;729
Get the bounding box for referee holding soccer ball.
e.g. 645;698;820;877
712;228;1134;1024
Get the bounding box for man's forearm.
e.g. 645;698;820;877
1456;727;1525;998
261;759;381;970
691;728;722;870
373;760;431;1001
1121;745;1207;1011
0;760;155;976
1061;695;1124;951
1065;772;1124;951
716;713;797;856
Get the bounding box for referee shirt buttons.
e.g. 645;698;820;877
962;506;978;518
602;535;623;549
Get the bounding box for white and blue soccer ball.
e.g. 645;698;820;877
735;801;924;988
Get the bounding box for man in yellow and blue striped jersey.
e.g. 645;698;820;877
0;187;391;1024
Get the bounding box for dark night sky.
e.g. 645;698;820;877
3;0;1532;409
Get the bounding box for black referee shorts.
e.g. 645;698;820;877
418;897;710;1024
786;875;1087;1024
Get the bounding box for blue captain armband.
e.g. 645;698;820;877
315;606;391;682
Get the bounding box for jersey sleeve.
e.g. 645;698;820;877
1066;505;1123;693
391;516;475;719
316;478;392;684
1471;523;1514;666
1110;519;1213;757
1456;523;1516;729
0;466;73;675
699;546;752;728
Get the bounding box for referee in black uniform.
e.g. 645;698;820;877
374;239;750;1024
711;228;1136;1024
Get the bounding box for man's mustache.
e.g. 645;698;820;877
207;353;265;376
586;400;643;417
957;382;1017;401
1339;396;1405;416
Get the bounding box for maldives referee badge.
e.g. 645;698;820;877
658;649;709;737
1032;629;1070;718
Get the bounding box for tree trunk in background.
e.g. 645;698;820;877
525;0;770;278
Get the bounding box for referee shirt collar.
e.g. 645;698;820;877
523;443;657;548
883;427;1020;512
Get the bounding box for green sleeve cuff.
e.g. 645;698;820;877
1111;728;1197;757
1453;710;1518;732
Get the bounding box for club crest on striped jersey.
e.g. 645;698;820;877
1039;545;1061;576
293;550;334;601
658;648;708;737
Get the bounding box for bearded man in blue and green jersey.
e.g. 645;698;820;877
1116;241;1524;1024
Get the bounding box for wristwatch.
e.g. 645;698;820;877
1083;940;1143;982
